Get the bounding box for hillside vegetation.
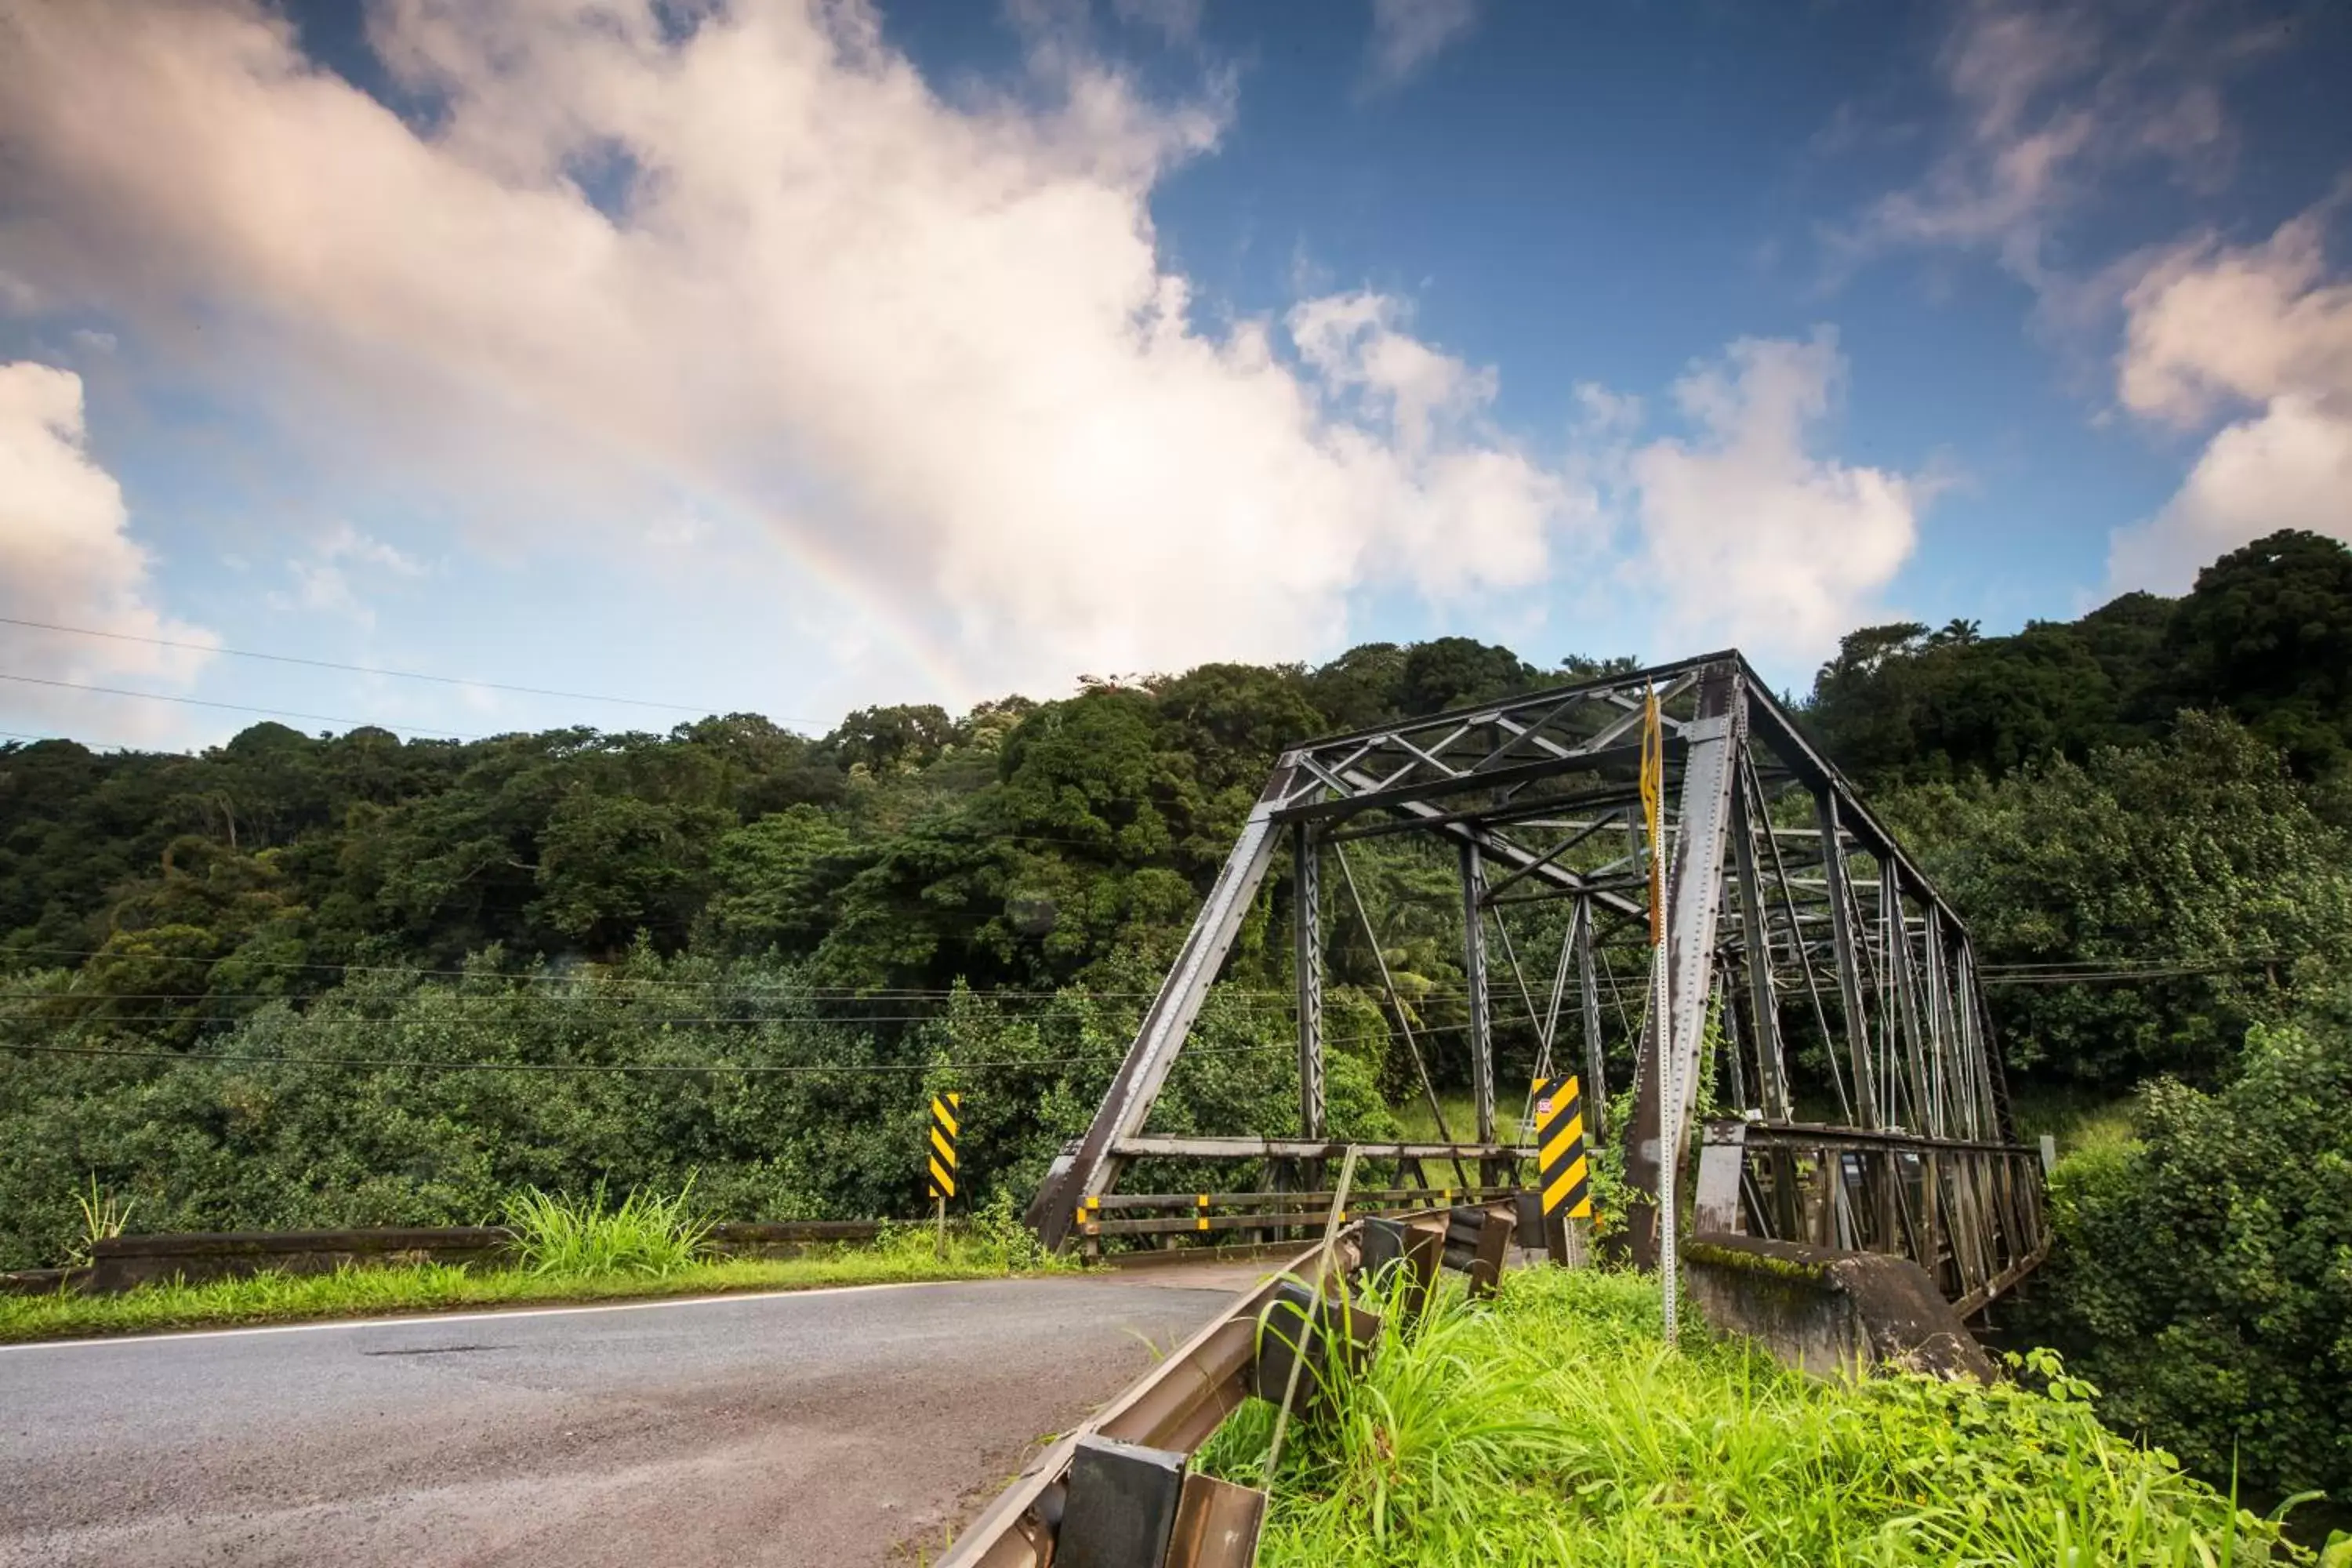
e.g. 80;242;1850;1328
5;528;2350;1505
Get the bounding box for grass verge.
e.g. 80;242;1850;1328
1199;1265;2310;1565
0;1211;1067;1345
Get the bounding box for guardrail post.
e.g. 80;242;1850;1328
1443;1203;1514;1299
1058;1435;1187;1568
1359;1214;1443;1318
1253;1279;1379;1416
1167;1474;1266;1568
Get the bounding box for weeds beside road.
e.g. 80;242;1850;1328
0;1187;1065;1345
1200;1267;2313;1565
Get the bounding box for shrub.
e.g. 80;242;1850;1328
504;1177;714;1277
2021;989;2352;1507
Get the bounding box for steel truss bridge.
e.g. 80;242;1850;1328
1028;651;2048;1312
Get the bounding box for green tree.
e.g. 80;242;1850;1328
700;806;863;955
1396;637;1542;715
532;789;730;954
2160;528;2352;779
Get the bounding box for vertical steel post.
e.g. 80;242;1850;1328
1292;821;1326;1145
1882;865;1933;1133
1730;768;1788;1118
1815;794;1881;1129
1622;664;1740;1273
1460;841;1497;1152
1575;895;1607;1142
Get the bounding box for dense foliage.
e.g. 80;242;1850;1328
1879;714;2352;1086
0;952;1396;1270
2020;985;2352;1508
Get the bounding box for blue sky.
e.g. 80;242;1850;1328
2;0;2347;751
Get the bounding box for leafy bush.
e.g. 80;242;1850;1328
2020;988;2352;1508
0;951;1400;1269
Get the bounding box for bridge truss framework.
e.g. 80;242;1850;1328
1027;652;2047;1308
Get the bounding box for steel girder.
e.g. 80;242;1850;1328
1027;653;2024;1289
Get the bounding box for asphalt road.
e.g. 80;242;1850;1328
0;1270;1253;1567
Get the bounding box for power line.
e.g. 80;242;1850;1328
0;946;1250;996
0;671;485;741
0;999;1532;1074
0;1040;1283;1074
0;952;1308;1000
0;615;726;717
0;1009;1544;1053
0;993;1284;1021
0;727;155;752
1977;958;2284;974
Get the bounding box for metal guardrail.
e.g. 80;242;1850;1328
939;1199;1527;1568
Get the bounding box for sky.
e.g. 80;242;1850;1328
2;0;2348;752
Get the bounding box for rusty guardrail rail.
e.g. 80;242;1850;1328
938;1198;1527;1568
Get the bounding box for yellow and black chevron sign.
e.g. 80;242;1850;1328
1531;1074;1591;1220
927;1093;960;1202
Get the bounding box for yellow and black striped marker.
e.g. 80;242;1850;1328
927;1093;960;1201
1532;1074;1591;1220
1195;1193;1210;1232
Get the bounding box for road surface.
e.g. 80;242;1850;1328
0;1269;1258;1567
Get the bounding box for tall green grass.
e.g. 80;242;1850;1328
1200;1266;2307;1565
2006;1084;2141;1157
68;1173;133;1267
505;1177;714;1277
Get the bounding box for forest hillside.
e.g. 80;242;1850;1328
5;527;2350;1504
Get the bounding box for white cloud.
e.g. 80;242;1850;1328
0;0;1584;701
1840;0;2245;289
0;361;216;738
270;522;430;626
1290;291;1497;458
1366;0;1479;91
1570;383;1642;440
1110;0;1204;46
2107;205;2352;591
1613;332;1925;659
2115;209;2352;426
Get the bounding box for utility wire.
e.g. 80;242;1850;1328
2;727;154;750
0;671;486;741
0;1008;1522;1072
0;1040;1283;1074
0;615;728;717
1;1008;1548;1038
0;939;1537;996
